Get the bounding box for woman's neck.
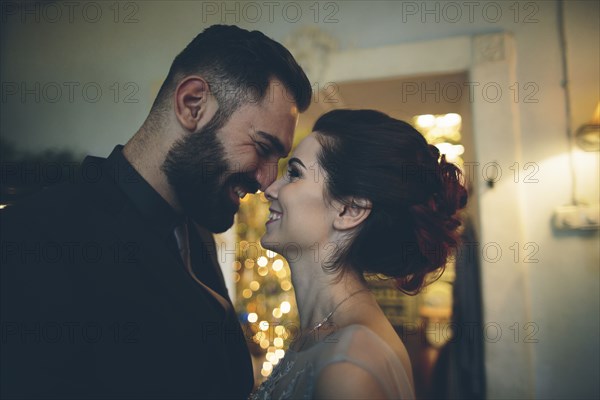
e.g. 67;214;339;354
288;253;371;333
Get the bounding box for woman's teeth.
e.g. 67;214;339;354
268;211;282;222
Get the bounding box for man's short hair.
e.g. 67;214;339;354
151;25;312;121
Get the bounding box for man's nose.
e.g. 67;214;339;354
256;161;280;191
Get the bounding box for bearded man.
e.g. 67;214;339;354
0;25;311;399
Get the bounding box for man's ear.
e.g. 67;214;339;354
332;197;372;231
174;76;213;132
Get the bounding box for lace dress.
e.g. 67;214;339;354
249;324;415;399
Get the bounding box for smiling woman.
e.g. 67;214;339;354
261;134;339;254
251;109;467;399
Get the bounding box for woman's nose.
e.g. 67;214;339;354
264;178;281;201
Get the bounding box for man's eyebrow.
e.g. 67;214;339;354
288;157;306;169
256;130;287;157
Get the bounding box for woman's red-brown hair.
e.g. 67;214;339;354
313;109;467;294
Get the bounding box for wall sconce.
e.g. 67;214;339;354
553;101;600;231
575;102;600;151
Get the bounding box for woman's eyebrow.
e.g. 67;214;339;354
288;157;306;169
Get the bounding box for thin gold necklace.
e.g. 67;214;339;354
308;288;371;334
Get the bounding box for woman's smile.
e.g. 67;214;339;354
266;208;283;225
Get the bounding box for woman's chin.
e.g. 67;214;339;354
260;236;279;253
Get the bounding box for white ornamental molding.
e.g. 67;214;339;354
473;33;507;64
285;26;339;86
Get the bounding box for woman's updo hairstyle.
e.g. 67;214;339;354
313;109;467;294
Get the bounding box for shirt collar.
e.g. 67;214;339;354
104;145;183;240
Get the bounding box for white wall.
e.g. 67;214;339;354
1;1;598;399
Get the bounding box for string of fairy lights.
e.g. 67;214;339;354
234;192;299;379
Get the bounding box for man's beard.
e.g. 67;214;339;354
161;114;260;233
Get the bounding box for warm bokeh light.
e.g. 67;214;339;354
234;192;299;381
274;325;286;335
259;321;270;331
414;112;464;168
259;339;270;349
416;114;436;128
254;332;265;342
434;142;465;163
414;112;462;144
266;250;277;258
272;259;284;271
257;256;268;267
276;268;287;278
439;113;461;127
280;301;291;314
261;361;273;377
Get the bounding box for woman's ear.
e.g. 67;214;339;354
332;197;372;231
174;76;213;132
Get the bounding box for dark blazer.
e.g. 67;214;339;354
0;147;253;399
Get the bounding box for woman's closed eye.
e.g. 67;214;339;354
286;165;302;181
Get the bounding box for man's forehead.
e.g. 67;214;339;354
243;83;299;154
